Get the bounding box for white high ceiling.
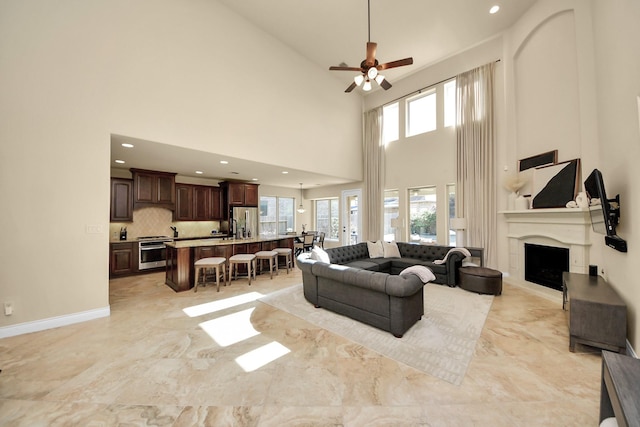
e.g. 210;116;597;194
111;0;537;188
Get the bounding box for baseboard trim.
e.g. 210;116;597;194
0;306;110;339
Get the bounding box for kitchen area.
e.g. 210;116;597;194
109;168;294;290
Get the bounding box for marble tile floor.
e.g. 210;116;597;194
0;269;602;426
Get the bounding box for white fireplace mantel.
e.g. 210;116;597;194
501;208;593;282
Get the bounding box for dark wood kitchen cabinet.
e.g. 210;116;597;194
110;178;133;222
210;186;223;220
193;185;211;221
174;184;221;221
109;242;137;278
130;168;176;210
174;184;193;221
220;181;259;207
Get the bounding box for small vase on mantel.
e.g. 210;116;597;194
515;194;529;210
508;192;517;210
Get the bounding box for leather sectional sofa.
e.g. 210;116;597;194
297;242;467;337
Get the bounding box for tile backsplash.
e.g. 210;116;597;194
110;207;221;240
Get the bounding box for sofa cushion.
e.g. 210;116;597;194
343;260;382;271
382;241;401;258
326;242;369;264
391;258;446;275
366;240;384;258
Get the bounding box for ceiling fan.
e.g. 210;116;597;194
329;0;413;93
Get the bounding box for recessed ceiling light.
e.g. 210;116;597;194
121;143;134;148
489;5;500;14
282;171;289;174
195;170;203;174
251;178;258;181
220;160;229;164
115;159;125;164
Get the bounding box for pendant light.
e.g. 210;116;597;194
297;183;306;214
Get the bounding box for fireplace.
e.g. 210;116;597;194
524;243;569;291
502;208;592;287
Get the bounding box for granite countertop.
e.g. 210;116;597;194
166;235;294;249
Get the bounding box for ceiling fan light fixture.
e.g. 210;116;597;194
363;79;372;91
354;74;365;86
367;67;378;79
375;74;385;84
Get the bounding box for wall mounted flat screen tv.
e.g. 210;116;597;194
584;168;627;252
584;169;618;236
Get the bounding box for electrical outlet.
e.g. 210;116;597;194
4;302;13;316
85;224;104;234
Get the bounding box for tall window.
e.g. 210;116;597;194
315;198;339;240
382;102;399;144
446;184;456;245
406;90;436;137
408;186;437;243
444;79;456;127
383;190;399;241
259;196;294;236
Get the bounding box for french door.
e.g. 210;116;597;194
341;189;361;246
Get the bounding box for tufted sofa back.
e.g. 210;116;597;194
326;242;369;264
397;242;452;261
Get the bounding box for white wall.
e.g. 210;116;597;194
590;0;640;350
0;0;361;332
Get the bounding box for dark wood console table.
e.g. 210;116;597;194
562;272;627;353
600;350;640;427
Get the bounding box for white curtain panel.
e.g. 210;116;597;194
363;107;384;242
456;62;497;266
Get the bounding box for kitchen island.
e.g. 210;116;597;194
165;236;295;292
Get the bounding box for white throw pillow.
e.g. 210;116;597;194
399;265;436;283
309;246;330;263
382;241;401;258
367;240;384;258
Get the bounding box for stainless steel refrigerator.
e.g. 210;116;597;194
231;207;258;239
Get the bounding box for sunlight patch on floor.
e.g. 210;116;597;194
199;307;260;346
235;341;291;372
183;291;265;317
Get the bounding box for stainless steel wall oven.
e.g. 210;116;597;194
138;236;173;270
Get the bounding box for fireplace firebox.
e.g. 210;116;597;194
524;243;569;291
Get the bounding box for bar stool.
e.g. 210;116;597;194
274;248;293;274
194;257;227;292
254;250;278;279
229;254;257;285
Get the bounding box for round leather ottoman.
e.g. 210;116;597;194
459;266;502;295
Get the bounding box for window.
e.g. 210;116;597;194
315;198;339;240
259;196;294;236
383;190;399;241
444;79;456;127
408;186;437;243
446;184;456;245
382;102;399;144
406;90;436;137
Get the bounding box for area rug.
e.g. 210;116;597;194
259;283;493;385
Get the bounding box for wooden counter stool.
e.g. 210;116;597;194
274;247;292;274
229;254;257;285
254;250;279;279
194;257;227;292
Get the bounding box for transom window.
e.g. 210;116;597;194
406;90;436;137
383;102;399;144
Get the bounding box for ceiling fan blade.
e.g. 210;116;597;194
377;57;414;70
379;79;392;90
330;66;363;72
345;82;358;93
365;42;377;66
